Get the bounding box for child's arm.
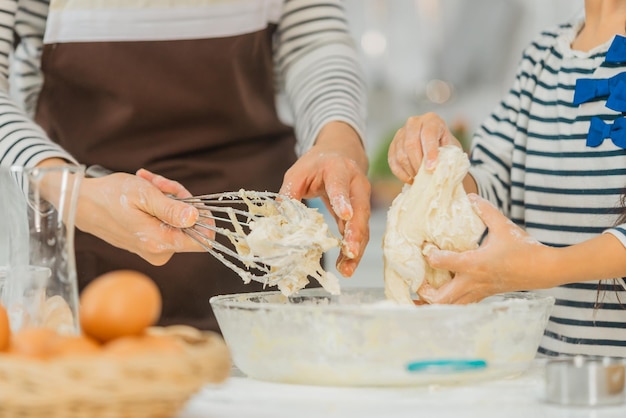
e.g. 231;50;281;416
419;195;626;304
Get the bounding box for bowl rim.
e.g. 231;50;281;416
209;287;555;314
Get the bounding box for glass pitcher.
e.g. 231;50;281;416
2;164;84;335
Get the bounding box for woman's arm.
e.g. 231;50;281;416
36;158;203;266
275;0;367;154
3;1;203;265
275;0;370;277
0;0;73;169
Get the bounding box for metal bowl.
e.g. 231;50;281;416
545;356;625;406
210;287;554;386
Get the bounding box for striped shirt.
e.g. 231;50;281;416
469;19;626;357
0;0;366;168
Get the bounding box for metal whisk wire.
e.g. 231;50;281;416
83;167;313;287
178;191;313;287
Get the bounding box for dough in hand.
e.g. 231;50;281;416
383;145;485;304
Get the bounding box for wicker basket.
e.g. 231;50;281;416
0;325;231;418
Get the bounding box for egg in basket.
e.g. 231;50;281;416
0;270;231;418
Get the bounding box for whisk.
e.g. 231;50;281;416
178;190;326;287
84;166;337;290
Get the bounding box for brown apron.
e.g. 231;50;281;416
34;30;298;331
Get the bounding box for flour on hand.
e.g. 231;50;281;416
383;146;485;304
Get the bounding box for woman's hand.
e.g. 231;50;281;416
75;167;203;266
279;121;370;277
419;194;555;304
388;113;463;183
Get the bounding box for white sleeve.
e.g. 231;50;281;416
0;0;74;169
274;0;367;155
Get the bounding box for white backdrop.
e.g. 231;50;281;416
344;0;584;154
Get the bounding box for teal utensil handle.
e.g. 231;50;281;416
406;359;487;373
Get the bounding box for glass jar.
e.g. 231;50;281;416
3;164;84;335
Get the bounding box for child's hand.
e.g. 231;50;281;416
388;113;463;183
418;194;554;304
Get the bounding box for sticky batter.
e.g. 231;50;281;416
233;191;341;296
383;146;485;304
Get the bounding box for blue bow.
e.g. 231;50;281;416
607;35;626;64
573;72;626;111
586;117;626;148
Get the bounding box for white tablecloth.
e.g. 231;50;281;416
178;361;626;418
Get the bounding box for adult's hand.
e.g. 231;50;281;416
388;113;463;183
279;121;370;277
38;159;203;266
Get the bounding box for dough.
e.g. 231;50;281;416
383;145;485;304
231;191;341;296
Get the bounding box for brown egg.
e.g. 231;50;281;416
104;334;184;358
50;334;102;357
0;304;10;351
9;327;59;359
80;270;162;343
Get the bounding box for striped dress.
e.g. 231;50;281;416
469;19;626;357
0;0;366;168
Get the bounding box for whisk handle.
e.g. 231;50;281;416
85;165;114;178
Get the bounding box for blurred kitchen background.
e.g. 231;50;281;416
321;0;584;288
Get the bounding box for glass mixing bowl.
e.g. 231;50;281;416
210;288;554;386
